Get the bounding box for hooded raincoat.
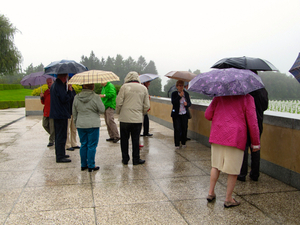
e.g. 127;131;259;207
72;89;105;128
116;72;150;123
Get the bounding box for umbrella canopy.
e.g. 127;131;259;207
44;60;88;77
20;71;55;86
139;74;159;83
165;71;197;82
68;70;119;85
188;68;265;97
289;52;300;83
211;56;278;71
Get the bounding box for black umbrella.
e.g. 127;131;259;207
44;59;88;77
211;56;278;71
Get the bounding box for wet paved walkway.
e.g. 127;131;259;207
0;108;299;224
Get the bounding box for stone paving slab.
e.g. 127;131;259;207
0;108;299;224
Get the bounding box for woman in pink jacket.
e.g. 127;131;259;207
205;94;260;208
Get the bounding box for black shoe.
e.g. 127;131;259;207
141;133;153;137
249;175;258;181
88;166;100;172
81;166;88;171
66;147;74;151
113;137;120;143
186;137;191;141
47;143;54;147
133;159;145;165
106;138;114;142
64;155;70;158
56;158;71;163
237;175;246;182
122;160;128;165
72;146;80;149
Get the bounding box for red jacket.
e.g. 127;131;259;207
41;89;51;117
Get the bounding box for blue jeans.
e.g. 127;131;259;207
77;128;99;168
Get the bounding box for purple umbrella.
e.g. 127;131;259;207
21;71;55;92
188;68;265;97
289;52;300;83
21;71;55;86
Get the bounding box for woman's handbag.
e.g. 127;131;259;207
187;108;192;119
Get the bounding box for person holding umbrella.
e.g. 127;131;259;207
238;70;269;182
188;68;263;207
140;81;153;137
50;73;73;163
73;83;105;172
171;80;191;149
205;94;261;207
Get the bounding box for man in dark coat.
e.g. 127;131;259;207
50;73;73;163
238;72;269;181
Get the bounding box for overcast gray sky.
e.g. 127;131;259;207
1;0;300;84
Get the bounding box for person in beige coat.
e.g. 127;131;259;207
116;71;150;165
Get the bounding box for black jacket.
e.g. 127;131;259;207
49;78;72;119
171;90;191;118
249;88;268;135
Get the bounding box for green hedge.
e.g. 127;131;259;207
0;84;24;90
0;101;25;109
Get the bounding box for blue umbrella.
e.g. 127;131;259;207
188;68;265;97
289;53;300;83
44;59;88;78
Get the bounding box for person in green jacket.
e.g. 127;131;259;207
100;82;120;143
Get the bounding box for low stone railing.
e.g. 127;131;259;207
148;97;300;190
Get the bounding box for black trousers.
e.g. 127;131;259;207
54;119;68;161
172;114;188;146
120;122;142;163
239;137;260;179
142;114;149;135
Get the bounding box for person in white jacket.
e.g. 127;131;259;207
116;71;150;165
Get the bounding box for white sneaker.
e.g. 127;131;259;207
175;146;180;149
182;145;187;148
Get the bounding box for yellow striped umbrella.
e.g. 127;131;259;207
68;70;119;85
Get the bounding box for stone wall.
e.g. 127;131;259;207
148;97;300;190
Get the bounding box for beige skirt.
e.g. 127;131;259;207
211;143;244;175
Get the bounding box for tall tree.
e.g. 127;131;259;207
80;51;103;70
24;63;44;75
136;56;147;74
104;56;115;72
143;60;158;74
0;14;22;75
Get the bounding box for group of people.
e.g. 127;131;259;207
40;71;150;171
170;71;268;208
41;70;268;208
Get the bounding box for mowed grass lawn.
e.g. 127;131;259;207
0;89;33;101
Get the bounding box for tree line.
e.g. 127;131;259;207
1;57;300;100
2;13;300;100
